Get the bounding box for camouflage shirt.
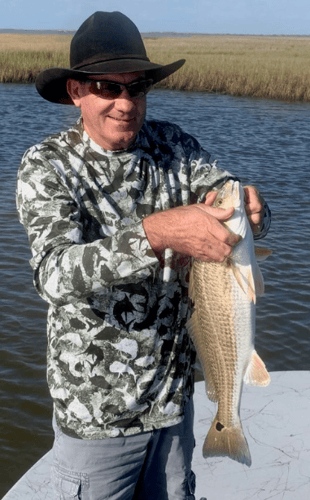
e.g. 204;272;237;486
16;118;270;439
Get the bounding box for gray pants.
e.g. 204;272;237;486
52;398;196;500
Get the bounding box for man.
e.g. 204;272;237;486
17;11;270;500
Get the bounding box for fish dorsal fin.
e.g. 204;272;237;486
255;247;273;262
244;350;270;387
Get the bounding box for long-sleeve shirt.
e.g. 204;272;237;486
16;118;271;439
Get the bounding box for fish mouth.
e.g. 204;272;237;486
216;179;240;209
212;179;243;211
225;179;241;207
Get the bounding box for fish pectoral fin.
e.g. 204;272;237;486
254;264;265;297
255;246;273;262
203;416;251;467
231;263;256;304
244;350;270;387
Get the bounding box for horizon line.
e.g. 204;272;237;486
0;28;309;37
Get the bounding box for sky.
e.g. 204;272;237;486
1;0;309;35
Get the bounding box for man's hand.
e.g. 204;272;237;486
143;196;241;263
243;185;264;234
205;184;265;235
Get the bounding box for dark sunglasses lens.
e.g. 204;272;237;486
104;83;123;98
88;79;153;99
90;82;122;98
127;80;153;97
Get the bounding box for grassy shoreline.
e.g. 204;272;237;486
1;33;310;102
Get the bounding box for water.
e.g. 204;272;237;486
1;84;309;495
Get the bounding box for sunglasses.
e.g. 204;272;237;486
85;78;154;99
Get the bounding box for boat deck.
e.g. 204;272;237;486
3;371;310;500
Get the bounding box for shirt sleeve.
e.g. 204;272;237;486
16;147;159;307
253;199;271;241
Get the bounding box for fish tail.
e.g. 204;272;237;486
203;416;252;467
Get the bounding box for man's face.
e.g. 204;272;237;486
67;72;147;151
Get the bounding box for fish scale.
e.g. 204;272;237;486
188;179;271;467
192;261;242;414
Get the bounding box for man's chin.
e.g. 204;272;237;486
107;131;137;151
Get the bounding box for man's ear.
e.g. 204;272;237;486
66;79;83;107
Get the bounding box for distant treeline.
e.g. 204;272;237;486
1;33;310;102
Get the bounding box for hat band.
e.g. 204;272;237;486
72;53;151;70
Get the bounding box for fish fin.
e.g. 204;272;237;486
246;267;256;304
244;350;270;387
188;266;196;302
194;359;203;372
254;264;265;297
206;381;218;403
194;358;215;399
255;247;273;262
203;415;252;467
231;262;256;304
187;313;218;403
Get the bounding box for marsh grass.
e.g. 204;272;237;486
0;34;70;82
1;33;310;101
145;36;310;101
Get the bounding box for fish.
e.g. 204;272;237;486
187;179;271;467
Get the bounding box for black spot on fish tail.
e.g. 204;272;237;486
203;416;252;467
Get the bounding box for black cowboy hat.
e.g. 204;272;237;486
36;11;186;105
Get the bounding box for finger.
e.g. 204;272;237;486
204;190;218;206
249;212;262;227
196;206;240;245
249;220;262;234
194;234;238;262
244;185;263;215
204;191;236;223
197;207;241;248
197;202;235;222
243;185;264;233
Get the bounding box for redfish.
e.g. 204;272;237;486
188;179;271;467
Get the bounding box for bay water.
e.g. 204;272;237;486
1;84;309;496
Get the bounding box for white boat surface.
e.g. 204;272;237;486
3;371;310;500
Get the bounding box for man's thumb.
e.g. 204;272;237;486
200;201;235;221
214;206;235;221
204;191;217;206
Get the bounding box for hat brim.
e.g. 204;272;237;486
35;58;186;104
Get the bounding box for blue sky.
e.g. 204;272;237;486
1;0;309;35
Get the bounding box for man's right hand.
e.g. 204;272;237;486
142;192;240;263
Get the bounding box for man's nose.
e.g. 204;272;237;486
115;89;138;109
